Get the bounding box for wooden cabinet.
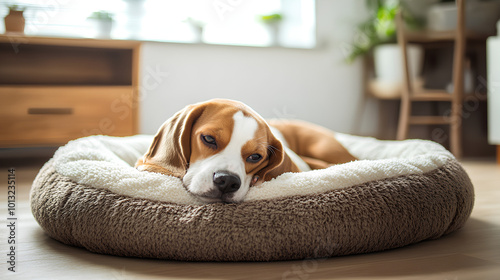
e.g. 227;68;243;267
0;35;141;147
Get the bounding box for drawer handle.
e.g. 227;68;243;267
28;108;74;115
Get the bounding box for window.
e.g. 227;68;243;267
2;0;315;48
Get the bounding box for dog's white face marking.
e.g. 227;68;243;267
182;111;258;203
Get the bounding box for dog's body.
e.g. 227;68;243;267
136;99;356;203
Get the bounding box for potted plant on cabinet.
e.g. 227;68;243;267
184;17;205;43
88;10;114;38
4;4;26;34
346;0;426;99
259;13;283;46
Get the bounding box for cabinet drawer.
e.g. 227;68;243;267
0;86;137;147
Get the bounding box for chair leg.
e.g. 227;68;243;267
450;101;462;158
449;0;465;158
397;97;410;140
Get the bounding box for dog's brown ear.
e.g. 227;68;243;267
254;127;299;183
136;104;204;177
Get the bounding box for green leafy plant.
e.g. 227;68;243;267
345;0;422;63
259;13;283;24
88;10;114;21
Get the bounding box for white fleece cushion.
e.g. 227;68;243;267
52;134;454;205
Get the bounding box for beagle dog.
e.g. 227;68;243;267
136;99;356;203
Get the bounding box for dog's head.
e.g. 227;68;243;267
136;99;298;203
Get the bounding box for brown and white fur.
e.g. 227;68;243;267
136;99;356;203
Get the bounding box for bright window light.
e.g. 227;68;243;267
1;0;315;48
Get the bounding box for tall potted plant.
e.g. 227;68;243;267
4;5;26;33
346;0;424;98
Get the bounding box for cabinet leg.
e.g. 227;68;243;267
497;145;500;165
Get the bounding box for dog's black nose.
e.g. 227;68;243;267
213;172;241;194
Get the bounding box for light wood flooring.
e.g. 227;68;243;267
0;159;499;280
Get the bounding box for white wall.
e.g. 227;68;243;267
139;0;378;136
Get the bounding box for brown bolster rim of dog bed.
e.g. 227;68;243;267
31;157;474;261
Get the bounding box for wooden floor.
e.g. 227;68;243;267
1;159;499;280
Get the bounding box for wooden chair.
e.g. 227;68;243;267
396;0;465;158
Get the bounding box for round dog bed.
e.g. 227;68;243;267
30;134;474;261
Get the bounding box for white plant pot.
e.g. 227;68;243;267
191;25;204;43
374;44;423;82
401;0;440;19
265;22;281;46
370;44;423;99
427;1;500;34
95;20;113;39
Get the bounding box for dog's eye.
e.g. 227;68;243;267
246;153;262;163
201;135;217;149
